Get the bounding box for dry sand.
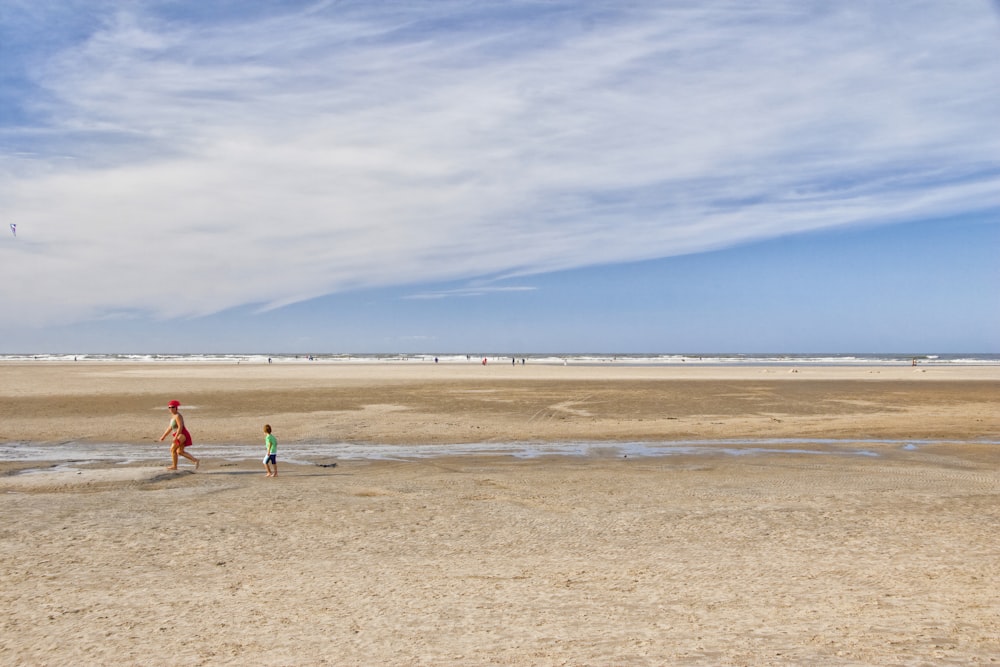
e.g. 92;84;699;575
1;362;999;665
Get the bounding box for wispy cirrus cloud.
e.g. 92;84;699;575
405;286;538;300
2;1;999;326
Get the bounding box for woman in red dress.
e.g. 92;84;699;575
159;400;200;470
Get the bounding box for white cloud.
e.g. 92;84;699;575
405;286;538;300
2;1;1000;326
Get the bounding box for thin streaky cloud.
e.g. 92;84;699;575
404;286;538;300
1;1;999;327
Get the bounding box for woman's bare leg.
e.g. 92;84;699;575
178;447;200;469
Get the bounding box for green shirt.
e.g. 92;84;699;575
265;433;277;454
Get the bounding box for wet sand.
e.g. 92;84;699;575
4;362;999;446
1;362;999;665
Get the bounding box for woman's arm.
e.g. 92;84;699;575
159;415;181;441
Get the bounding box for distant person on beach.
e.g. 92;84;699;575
159;400;199;470
263;424;278;477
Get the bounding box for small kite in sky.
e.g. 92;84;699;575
9;224;14;237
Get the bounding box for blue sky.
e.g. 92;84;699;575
1;1;998;353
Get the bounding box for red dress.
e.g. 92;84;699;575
173;424;193;447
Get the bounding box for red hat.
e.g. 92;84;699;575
167;400;181;408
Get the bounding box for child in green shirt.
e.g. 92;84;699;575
263;424;278;477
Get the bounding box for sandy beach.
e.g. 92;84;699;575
2;362;999;665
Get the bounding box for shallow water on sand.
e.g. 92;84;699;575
3;438;997;467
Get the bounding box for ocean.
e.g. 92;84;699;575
3;352;999;365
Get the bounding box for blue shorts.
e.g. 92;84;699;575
265;454;276;464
